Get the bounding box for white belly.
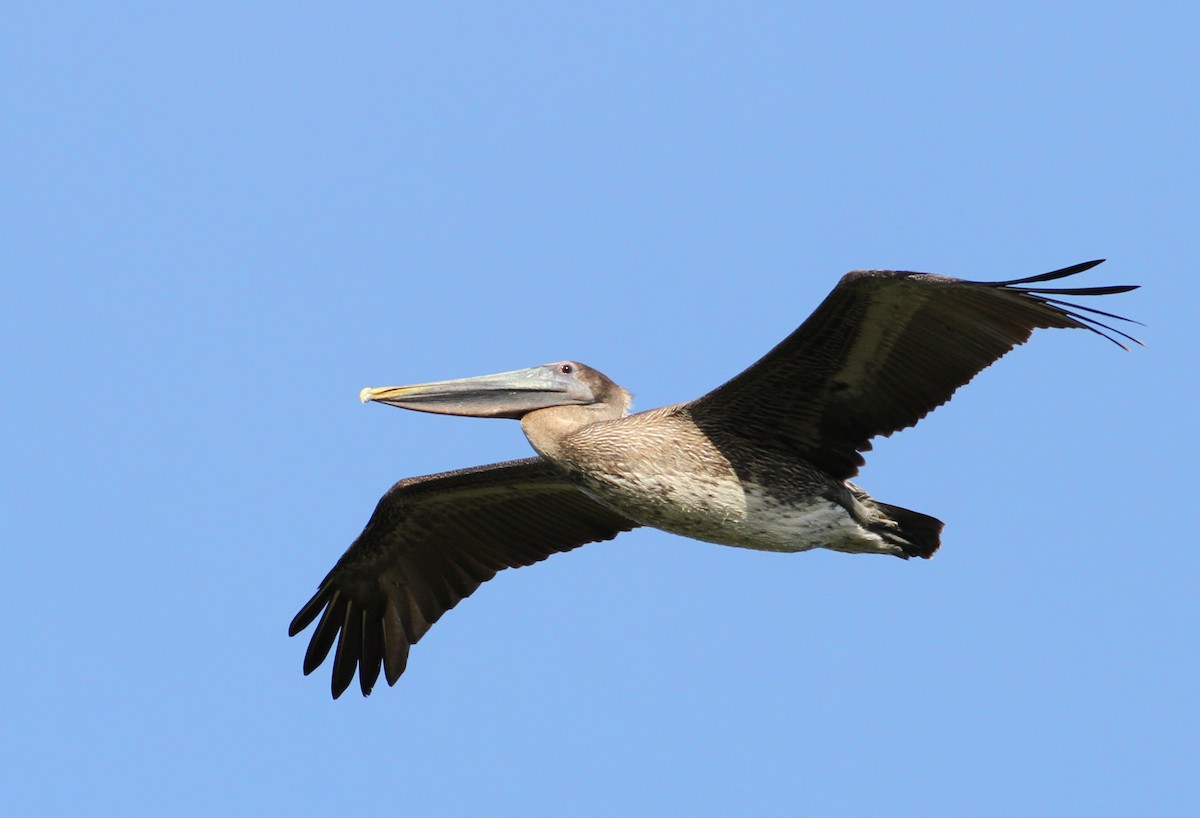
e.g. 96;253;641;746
550;411;897;556
577;469;891;555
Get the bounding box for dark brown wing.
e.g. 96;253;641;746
688;260;1139;480
289;458;638;698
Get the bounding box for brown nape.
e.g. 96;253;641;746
565;361;634;416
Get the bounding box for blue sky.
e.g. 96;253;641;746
3;2;1196;816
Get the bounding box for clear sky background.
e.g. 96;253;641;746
3;3;1196;816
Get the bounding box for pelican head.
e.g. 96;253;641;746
360;361;631;420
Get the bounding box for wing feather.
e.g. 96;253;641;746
689;260;1139;479
289;457;638;698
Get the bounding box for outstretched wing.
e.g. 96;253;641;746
289;457;638;698
688;260;1139;479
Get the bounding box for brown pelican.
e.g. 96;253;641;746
290;259;1138;697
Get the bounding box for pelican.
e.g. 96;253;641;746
290;259;1138;697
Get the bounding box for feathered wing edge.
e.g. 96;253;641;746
289;458;638;698
983;259;1143;349
688;260;1140;479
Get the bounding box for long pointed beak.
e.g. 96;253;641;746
359;365;596;419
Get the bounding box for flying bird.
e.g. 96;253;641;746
290;259;1138;697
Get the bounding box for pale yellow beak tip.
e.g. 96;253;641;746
359;387;375;404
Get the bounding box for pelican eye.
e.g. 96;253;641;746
559;364;574;374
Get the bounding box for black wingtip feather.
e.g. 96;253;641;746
989;260;1143;349
331;605;362;699
990;258;1106;286
358;610;383;697
381;600;410;686
289;584;333;637
302;589;343;676
1038;296;1146;326
1015;284;1139;296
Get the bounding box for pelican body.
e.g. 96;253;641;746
290;260;1138;697
519;398;931;558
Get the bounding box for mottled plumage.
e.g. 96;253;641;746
290;259;1138;697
